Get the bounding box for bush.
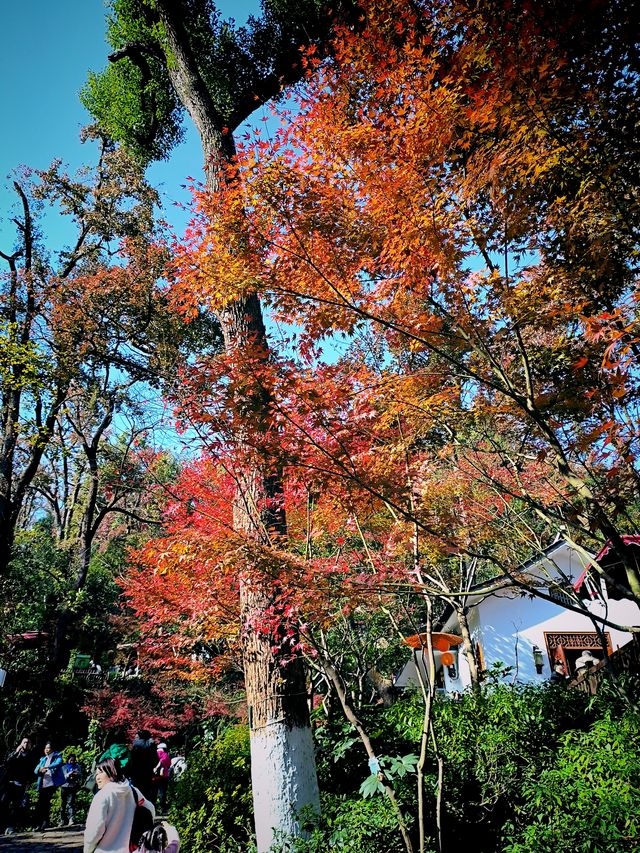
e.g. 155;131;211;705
270;794;418;853
503;708;640;852
168;723;254;853
163;679;638;853
380;677;596;851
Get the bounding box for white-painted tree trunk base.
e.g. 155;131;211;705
250;722;320;852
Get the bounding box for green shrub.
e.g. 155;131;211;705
168;723;254;853
503;709;640;852
383;679;593;851
270;793;419;853
163;679;638;853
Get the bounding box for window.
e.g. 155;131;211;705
544;631;611;677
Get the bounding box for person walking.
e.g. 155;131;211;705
152;744;171;813
60;753;84;826
84;757;155;853
34;742;65;830
0;736;33;834
136;821;180;853
128;730;157;801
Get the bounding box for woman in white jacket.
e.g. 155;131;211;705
84;758;155;853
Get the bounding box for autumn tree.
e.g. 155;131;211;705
0;131;166;579
148;10;640;841
85;1;362;846
90;0;639;846
0;127;219;679
172;0;640;602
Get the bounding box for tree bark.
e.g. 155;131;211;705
452;600;480;689
154;4;320;847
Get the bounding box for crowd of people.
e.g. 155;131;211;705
0;729;181;853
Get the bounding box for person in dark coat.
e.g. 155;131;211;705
128;730;157;801
0;736;33;834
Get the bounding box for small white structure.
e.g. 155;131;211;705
397;539;640;693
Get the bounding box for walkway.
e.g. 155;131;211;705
0;827;82;852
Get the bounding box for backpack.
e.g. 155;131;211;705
129;786;154;852
169;756;186;780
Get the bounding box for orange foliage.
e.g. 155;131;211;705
126;0;640;674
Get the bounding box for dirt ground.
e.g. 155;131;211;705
0;827;83;852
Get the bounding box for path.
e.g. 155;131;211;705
0;827;82;852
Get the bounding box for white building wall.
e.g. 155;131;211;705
395;542;640;692
471;589;638;683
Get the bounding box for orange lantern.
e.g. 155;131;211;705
440;651;455;667
404;632;463;652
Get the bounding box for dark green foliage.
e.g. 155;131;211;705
0;523;116;751
305;678;636;852
0;675;90;757
2;521;70;636
83;0;351;164
168;723;254;853
382;678;639;853
82;0;184;162
271;795;413;853
313;703;415;798
1;518;122;668
503;700;640;851
425;682;591;850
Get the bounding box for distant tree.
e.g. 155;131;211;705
0;131;162;577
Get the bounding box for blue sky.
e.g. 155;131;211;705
0;0;261;252
0;0;300;456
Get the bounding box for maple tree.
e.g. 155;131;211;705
171;0;640;600
85;1;365;847
122;441;554;853
88;0;639;847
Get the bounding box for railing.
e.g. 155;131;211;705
71;668;108;686
568;634;640;695
70;668;142;685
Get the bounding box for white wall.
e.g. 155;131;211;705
395;649;468;692
472;589;638;683
395;542;640;693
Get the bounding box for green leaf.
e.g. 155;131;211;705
359;774;385;798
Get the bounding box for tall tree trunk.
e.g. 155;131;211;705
0;504;15;577
0;383;67;578
154;4;320;848
220;300;320;850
